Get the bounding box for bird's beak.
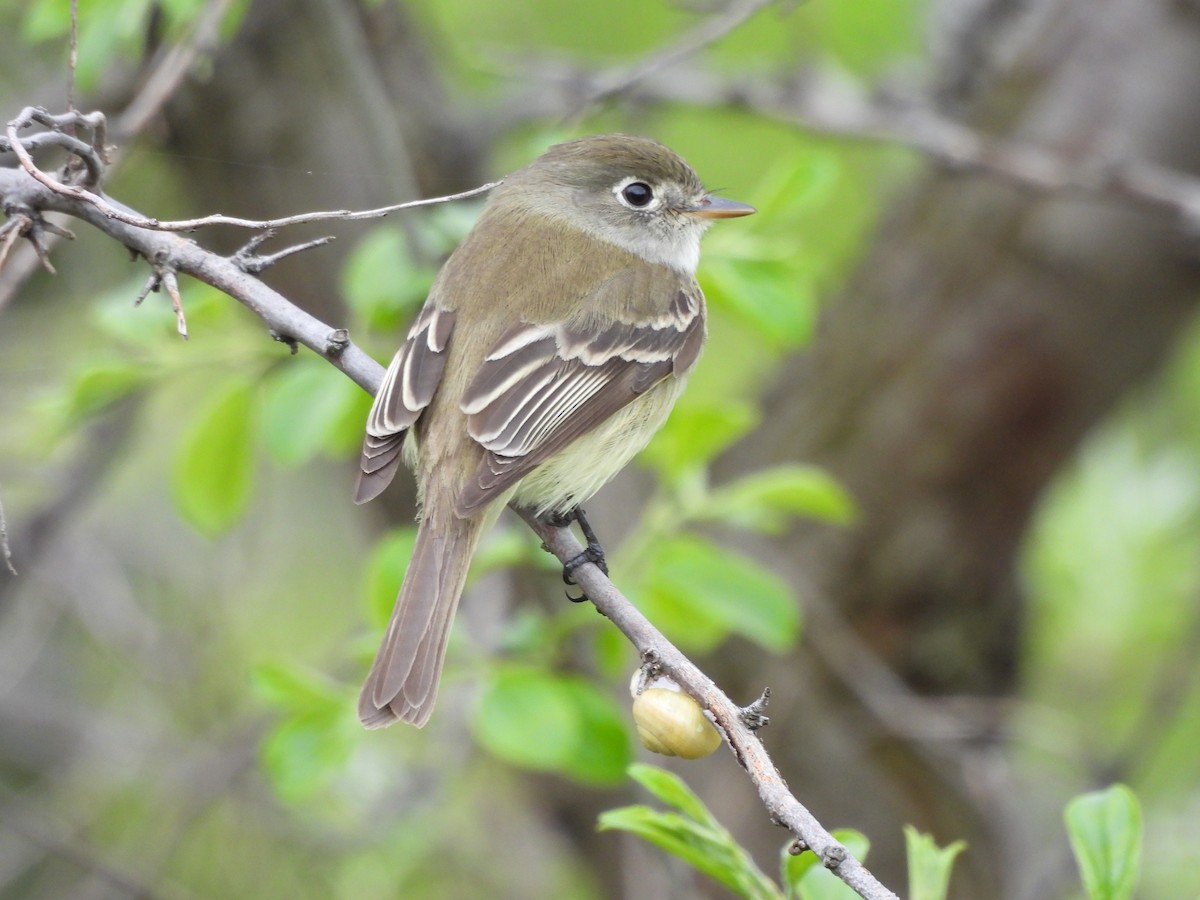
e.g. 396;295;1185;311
689;194;756;219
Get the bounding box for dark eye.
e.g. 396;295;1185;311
621;181;653;207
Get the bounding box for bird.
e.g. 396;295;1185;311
354;134;755;728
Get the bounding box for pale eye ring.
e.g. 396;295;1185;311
614;176;660;211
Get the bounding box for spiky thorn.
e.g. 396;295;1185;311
231;229;335;275
135;264;189;339
740;687;771;731
0;207;75;274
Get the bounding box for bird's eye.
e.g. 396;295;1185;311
621;182;654;208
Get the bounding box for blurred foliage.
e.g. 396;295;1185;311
2;0;1199;898
606;770;1141;900
1021;314;1200;897
21;0;251;90
472;667;631;786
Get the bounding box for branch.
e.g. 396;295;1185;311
564;0;786;119
0;163;384;392
3;111;500;233
0;788;177;900
3;107;108;188
728;70;1200;226
1;1;250;313
521;61;1200;229
111;0;240;142
517;511;898;900
0;489;15;575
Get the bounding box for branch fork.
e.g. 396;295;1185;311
0;206;73;274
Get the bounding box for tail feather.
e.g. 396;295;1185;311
358;511;482;729
354;433;406;505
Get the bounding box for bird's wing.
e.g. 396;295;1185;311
354;304;456;504
456;283;704;515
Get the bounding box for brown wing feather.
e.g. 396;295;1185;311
455;287;703;515
354;306;455;504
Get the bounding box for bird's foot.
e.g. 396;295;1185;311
548;506;609;601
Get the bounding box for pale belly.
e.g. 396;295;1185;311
509;375;687;516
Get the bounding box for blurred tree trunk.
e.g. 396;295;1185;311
708;0;1200;895
158;0;489;317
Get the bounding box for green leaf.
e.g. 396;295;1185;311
640;398;759;479
63;361;147;419
1065;784;1142;900
172;377;260;535
470;528;544;581
639;535;800;653
705;258;816;350
744;149;843;222
904;826;966;900
262;359;371;466
556;678;633;785
362;528;418;629
700;464;856;533
341;226;436;332
471;667;630;786
601;765;782;899
252;661;344;712
626;763;716;827
259;707;357;804
254;661;358;803
781;830;870;900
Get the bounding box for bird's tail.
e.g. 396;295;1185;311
358;506;483;728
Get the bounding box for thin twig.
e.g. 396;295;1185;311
0;208;69;275
233;233;336;274
160;269;189;339
565;0;785;120
113;0;239;141
3;115;498;233
0;489;16;575
0;221;23;272
529;60;1200;230
3;109;107;187
0;165;386;394
0;786;176;900
517;510;899;900
67;0;78;124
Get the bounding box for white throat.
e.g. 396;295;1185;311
591;220;705;275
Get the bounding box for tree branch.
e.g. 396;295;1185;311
517;510;898;900
520;61;1200;229
0;489;16;575
0;164;384;392
2;110;500;233
564;0;786;120
111;0;240;142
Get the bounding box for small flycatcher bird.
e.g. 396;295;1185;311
354;134;755;728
